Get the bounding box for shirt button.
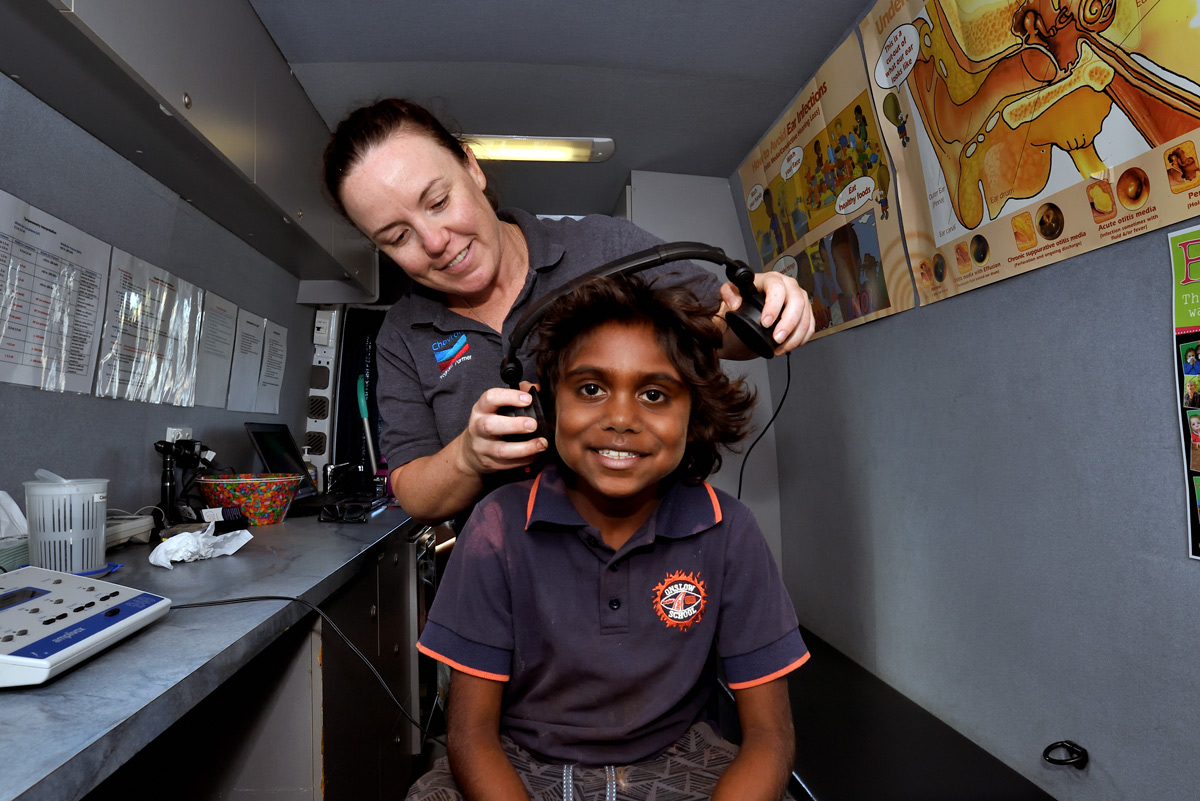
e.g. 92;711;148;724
609;564;619;572
608;598;621;610
586;536;598;547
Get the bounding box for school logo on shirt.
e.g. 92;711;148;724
652;570;707;631
431;332;471;378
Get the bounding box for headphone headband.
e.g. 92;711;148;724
499;242;758;387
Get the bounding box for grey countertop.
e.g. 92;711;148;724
1;507;417;801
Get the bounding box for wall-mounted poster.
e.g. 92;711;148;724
736;37;916;339
863;0;1200;305
1170;224;1200;559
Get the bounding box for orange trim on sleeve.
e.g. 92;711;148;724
702;482;722;525
726;651;810;690
525;471;543;528
415;641;510;682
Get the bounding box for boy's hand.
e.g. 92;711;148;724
712;678;796;801
447;670;532;801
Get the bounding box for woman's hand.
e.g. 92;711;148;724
456;386;548;476
719;270;815;358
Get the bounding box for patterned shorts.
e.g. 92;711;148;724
405;722;792;801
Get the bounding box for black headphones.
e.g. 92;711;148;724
496;242;776;441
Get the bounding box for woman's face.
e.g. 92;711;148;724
340;132;504;297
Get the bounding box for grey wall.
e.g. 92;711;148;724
751;196;1200;799
0;75;314;514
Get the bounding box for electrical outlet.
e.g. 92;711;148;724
165;427;192;443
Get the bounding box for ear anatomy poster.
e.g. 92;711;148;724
736;37;916;339
863;0;1200;305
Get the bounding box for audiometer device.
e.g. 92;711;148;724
0;566;171;688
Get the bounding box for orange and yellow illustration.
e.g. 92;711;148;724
864;0;1200;304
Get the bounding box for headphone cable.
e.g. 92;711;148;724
737;351;791;500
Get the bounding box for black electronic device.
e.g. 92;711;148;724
244;422;387;517
497;242;777;441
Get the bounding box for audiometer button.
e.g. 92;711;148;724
104;608;120;617
2;634;12;642
108;591;119;597
16;629;26;636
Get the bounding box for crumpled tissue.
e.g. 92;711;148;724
0;491;28;541
149;522;253;569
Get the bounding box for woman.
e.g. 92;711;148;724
323;99;814;522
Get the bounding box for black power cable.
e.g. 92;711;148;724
172;595;445;746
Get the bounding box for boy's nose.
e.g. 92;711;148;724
602;395;641;433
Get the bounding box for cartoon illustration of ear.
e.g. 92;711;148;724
882;92;903;128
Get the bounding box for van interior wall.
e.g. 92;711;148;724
763;213;1199;799
0;74;313;513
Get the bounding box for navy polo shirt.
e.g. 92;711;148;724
374;209;722;474
417;463;808;766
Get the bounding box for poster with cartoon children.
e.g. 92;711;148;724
1169;224;1200;558
735;36;914;340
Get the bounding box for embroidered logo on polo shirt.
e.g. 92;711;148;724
652;570;707;630
431;332;471;378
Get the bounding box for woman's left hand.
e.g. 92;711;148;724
720;271;815;357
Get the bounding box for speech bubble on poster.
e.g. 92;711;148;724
781;147;806;181
874;23;919;89
774;254;798;279
746;184;764;211
836;176;877;216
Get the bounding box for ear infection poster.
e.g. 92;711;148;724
1170;224;1200;559
735;37;916;339
862;0;1200;305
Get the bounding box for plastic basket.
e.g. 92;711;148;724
24;474;108;573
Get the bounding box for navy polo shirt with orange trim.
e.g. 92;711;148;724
417;462;808;766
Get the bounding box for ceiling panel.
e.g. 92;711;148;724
249;0;871;215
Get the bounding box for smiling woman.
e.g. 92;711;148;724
322;98;814;524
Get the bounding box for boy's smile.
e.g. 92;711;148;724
553;320;691;537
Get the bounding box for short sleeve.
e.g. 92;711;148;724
375;307;442;471
416;491;517;681
715;503;808;689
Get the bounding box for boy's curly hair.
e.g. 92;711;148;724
530;273;756;483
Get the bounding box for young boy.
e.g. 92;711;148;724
411;275;809;801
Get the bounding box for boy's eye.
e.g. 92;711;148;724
579;383;604;397
640;388;667;403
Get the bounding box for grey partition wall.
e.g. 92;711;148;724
765;215;1200;799
0;74;314;511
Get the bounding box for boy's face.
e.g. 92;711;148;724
554;320;691;516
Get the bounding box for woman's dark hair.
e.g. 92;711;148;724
531;274;756;483
322;98;468;218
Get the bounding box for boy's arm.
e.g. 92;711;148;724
711;678;796;801
446;669;531;801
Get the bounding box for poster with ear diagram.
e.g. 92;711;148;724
862;0;1200;304
735;37;915;339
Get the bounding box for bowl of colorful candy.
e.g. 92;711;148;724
196;473;303;525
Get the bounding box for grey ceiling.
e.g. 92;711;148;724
247;0;869;216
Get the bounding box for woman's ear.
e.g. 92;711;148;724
463;144;488;191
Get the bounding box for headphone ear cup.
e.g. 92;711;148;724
497;387;547;442
725;290;777;359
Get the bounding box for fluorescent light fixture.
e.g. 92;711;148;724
465;135;615;163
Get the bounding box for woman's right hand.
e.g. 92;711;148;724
457;386;548;476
